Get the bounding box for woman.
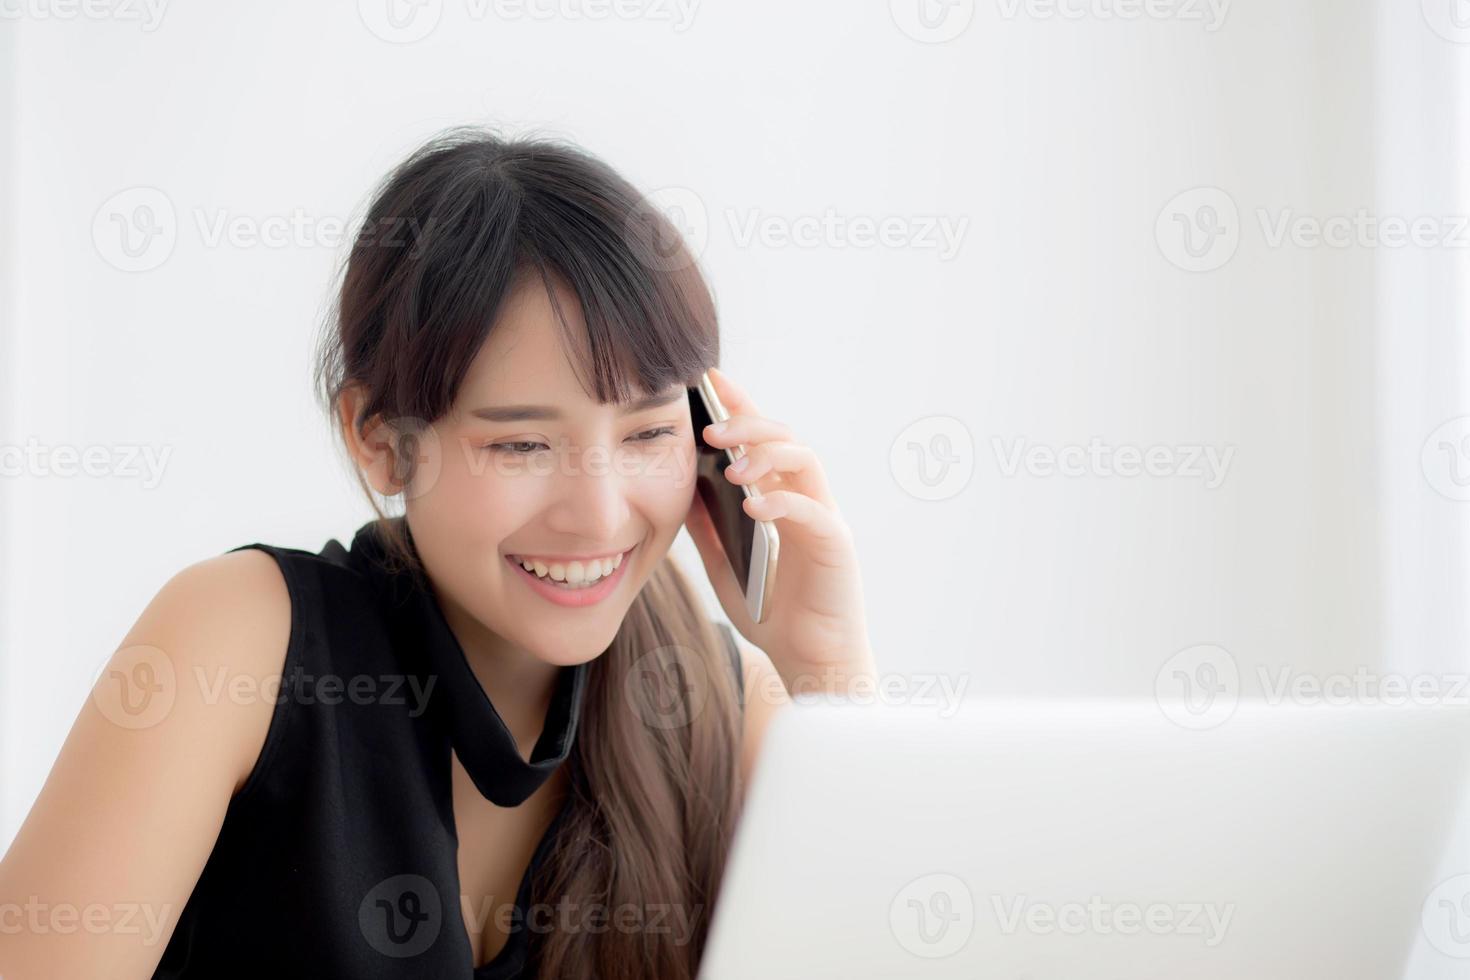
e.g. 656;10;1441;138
0;126;875;979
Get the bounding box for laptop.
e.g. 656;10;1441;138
698;700;1470;979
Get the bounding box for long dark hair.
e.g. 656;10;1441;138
313;126;742;979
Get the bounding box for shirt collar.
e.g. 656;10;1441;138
342;517;589;807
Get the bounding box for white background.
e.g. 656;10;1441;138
1;1;1468;975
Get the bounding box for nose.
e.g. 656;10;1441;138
542;445;630;546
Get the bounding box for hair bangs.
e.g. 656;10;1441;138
515;173;718;409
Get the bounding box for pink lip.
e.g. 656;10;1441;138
505;545;635;609
506;548;634;563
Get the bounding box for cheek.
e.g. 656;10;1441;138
636;441;699;523
407;440;523;551
637;477;697;535
417;438;698;543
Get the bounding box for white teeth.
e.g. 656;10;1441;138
514;550;625;585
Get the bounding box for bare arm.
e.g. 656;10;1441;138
735;636;790;791
0;549;290;980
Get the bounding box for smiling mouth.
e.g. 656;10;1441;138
504;545;636;589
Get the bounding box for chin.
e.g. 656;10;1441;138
523;622;624;667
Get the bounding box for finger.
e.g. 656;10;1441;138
703;414;794;448
726;440;835;508
707;366;760;419
743;490;853;569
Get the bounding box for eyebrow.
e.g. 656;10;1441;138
468;386;686;423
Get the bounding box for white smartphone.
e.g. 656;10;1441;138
687;372;779;624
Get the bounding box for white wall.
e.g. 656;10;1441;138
0;9;17;845
0;3;1466;973
1379;2;1470;976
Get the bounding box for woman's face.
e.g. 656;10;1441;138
401;273;699;667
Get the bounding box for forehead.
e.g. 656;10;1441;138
453;271;667;414
458;273;593;402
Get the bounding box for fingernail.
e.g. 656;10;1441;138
708;422;726;436
730;455;748;473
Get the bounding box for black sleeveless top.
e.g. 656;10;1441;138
151;517;743;979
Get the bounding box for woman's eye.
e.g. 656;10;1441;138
629;426;677;443
486;428;673;455
489;441;548;455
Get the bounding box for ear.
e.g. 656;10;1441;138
337;384;402;498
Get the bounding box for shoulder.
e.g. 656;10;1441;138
160;546;292;622
721;630;789;790
0;550;296;972
118;547;294;794
152;548;293;677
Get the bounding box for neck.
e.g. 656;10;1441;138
435;589;563;761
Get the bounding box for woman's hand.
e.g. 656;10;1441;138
685;367;876;695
